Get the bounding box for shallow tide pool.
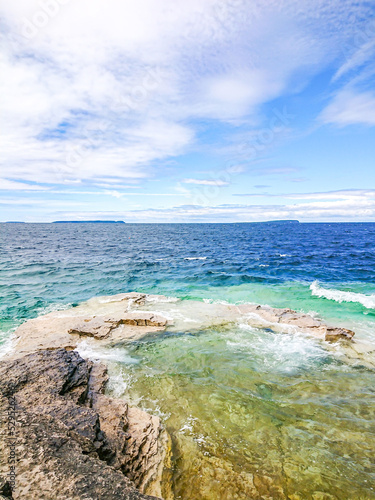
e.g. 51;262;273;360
79;324;375;500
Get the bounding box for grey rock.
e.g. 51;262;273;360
0;349;170;500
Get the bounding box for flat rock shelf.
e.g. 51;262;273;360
1;293;375;500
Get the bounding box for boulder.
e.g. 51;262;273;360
0;349;171;500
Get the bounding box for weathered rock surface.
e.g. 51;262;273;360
69;313;168;339
0;349;171;500
237;304;355;341
9;293;355;363
10;293;169;359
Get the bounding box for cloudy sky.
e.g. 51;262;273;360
1;0;375;222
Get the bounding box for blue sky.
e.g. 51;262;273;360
1;0;375;222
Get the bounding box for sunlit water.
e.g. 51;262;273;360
1;222;375;499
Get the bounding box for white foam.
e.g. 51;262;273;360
202;298;233;306
184;257;207;260
107;370;132;397
0;332;16;360
75;341;139;365
228;326;325;374
180;416;198;434
310;281;375;309
146;295;179;303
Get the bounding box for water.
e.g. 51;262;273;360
1;222;375;499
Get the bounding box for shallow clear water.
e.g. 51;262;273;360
83;324;375;500
1;222;375;498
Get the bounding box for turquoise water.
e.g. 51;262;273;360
98;326;375;499
1;222;375;498
1;222;375;334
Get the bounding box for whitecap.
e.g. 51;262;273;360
184;257;207;261
310;281;375;309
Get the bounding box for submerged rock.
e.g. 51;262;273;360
0;349;171;500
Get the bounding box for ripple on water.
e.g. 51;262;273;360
102;325;375;500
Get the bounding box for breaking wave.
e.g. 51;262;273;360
310;281;375;309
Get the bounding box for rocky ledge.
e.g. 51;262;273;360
2;292;370;500
236;303;355;342
10;292;356;361
0;349;171;500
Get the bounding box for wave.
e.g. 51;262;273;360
75;340;139;364
184;257;207;260
310;281;375;309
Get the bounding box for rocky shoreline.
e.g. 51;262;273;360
1;292;374;499
8;292;358;360
0;349;171;500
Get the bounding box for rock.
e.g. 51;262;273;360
0;349;170;500
120;313;168;328
69;313;167;339
237;304;355;342
69;317;121;339
122;406;172;498
9;294;170;359
8;293;356;366
325;327;355;342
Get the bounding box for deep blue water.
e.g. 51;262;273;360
1;222;375;499
1;222;375;341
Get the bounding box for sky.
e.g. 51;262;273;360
1;0;375;222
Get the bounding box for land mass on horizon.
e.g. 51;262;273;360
52;220;126;224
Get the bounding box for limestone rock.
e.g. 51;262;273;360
10;294;170;359
119;312;168;328
325;327;355;342
0;349;170;500
68;313;167;339
237;304;355;342
69;317;121;339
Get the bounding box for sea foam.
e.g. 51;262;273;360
310;281;375;309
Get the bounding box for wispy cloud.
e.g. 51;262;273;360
0;179;50;191
1;0;372;189
1;1;374;221
183;178;229;186
320;89;375;126
321;15;375;126
52;193;375;223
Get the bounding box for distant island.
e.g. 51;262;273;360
52;220;125;224
239;220;300;224
263;219;299;224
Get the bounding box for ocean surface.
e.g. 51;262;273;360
1;222;375;499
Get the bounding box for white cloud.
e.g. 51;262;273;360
0;179;49;191
183;179;229;186
50;197;375;223
332;15;375;82
321;17;375;127
3;189;375;222
35;189;375;222
320;89;375;126
0;0;372;192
